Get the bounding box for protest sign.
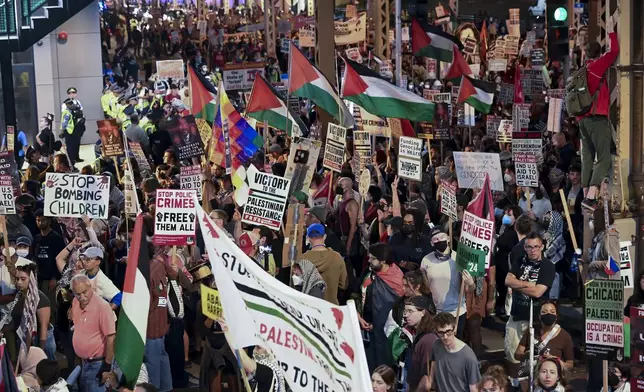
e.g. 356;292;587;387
548;98;564;133
242;165;290;231
440;180;457;222
514;152;539;187
619;241;634;289
521;69;544;97
486;115;502;139
488;59;508;72
499;83;514;104
401;26;410;42
505;35;520;55
453;152;504;192
180;165;203;200
6;126;14;152
547;89;566;99
223;64;265;91
299;25;316;47
512;138;543;158
123;172;138;215
168;115;205;160
507;23;520;37
284;138;322;193
345;47;362;63
153;189;197;246
334;13;367;45
398;136;423;181
156;60;184;80
632;307;644;367
353;131;371;168
432;93;452;139
97;119;124;157
44;173;110;219
512;103;531;134
497;120;513;143
323;124;347;172
0;176;15;215
351;103;391;136
531;49;545;68
585;279;625;359
201;284;223;320
456;211;494;275
509;8;520;24
0;152;19;196
128;141;152;172
463;38;477;55
425;58;437;79
195;204;372;392
460;104;476;127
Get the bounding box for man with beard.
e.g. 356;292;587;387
33;210;66;318
334;177;360;274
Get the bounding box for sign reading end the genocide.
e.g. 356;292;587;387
456;211;494;276
44;173;110;219
153;189;197;246
584;279;625;360
242;165;291;231
0;175;15;215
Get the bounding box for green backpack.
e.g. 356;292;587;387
565;66;602;116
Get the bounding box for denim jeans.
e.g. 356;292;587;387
80;360;104;392
36;325;57;360
145;337;173;392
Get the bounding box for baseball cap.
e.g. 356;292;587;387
306;223;325;238
80;247;104;260
430;226;447;239
16;236;32;247
407;295;436;315
383;216;403;229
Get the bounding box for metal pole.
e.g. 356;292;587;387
0;54;16;132
395;0;402;88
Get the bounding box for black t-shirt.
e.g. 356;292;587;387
389;232;433;266
7;290;50;331
34;230;66;281
510;254;556;321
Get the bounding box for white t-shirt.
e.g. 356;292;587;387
421;252;466;317
85;270;120;303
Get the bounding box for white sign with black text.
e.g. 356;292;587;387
398;136;423;181
514;152;539;187
242;165;291;231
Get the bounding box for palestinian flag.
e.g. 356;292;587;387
288;42;355;129
480;20;488;60
342;59;435;122
114;214;150;388
444;45;473;83
246;74;307;137
411;18;460;62
188;66;218;123
467;173;495;221
457;76;496;114
0;343;19;391
514;65;525;104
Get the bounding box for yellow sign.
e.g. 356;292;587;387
201;284;223;320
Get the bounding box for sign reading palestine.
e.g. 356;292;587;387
584;279;625;360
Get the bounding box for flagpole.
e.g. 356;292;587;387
286;43;293;136
395;0;402;88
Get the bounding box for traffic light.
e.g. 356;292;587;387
547;0;569;61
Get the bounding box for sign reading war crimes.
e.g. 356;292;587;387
44;173;111;219
456;211;494;276
0;175;15;214
514;152;539;187
180;165;203;200
453;152;504;192
584;279;625;360
242;165;291;231
397;136;423;181
153;189;197;246
323;124;347;172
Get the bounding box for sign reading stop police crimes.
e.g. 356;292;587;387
584;279;625;359
398;136;423;181
323;123;347;172
456;211;494;276
0;175;15;214
44;173;110;219
514;152;538;187
242;165;291;231
153;189;197;246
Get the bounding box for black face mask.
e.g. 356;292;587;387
540;313;557;326
433;240;449;253
335;186;343;195
402;224;415;235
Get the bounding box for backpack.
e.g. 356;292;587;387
565;66;603;116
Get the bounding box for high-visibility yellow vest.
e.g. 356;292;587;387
61;109;74;134
100;93;113;115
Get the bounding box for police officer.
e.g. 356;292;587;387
60;99;82;165
61;87;83;112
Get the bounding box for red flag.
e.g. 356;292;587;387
444;45;473;82
514;66;524;104
480;21;488;60
312;171;334;209
401;119;417;137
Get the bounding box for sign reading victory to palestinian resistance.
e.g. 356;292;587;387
456;211;494;276
153;189;197;246
242;165;291;231
323;124;347;172
398;136;423;181
44;173;111;219
453;152;504;192
584;279;625;360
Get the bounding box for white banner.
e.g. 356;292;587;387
195;203;371;392
323;124;347;172
460;210;495;270
156;60;185;80
514;153;538;187
223;65;265;91
398;136;423;181
453;152;504;192
153;189;197;246
180;165;203;200
334;13;367;45
242;165;290;231
0;175;15;215
44;173;110;219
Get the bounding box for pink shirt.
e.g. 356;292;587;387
71;294;116;359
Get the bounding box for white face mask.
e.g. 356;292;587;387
16;249;29;257
292;275;303;286
504;173;513;183
588;220;595;231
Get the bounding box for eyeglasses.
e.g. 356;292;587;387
403;308;420;315
525;245;542;251
435;329;454;338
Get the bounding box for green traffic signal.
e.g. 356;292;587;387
554;7;568;21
